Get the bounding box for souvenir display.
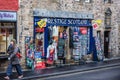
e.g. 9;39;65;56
35;32;45;69
25;36;34;69
34;51;46;69
72;27;89;61
95;37;103;61
47;42;57;64
25;33;46;69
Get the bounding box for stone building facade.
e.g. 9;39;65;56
17;0;120;67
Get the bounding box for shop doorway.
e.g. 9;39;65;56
104;31;110;58
47;26;69;64
0;28;15;54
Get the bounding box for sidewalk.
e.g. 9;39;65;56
0;58;120;80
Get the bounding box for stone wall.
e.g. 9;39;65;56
108;0;120;57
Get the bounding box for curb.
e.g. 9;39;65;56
104;57;120;61
19;63;120;80
0;69;32;74
1;57;120;74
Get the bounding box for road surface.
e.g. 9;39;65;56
34;65;120;80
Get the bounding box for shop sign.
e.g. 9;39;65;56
92;19;102;29
93;23;99;29
35;18;92;27
37;19;47;28
92;19;102;25
0;11;17;21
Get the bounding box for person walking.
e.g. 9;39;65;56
4;39;23;80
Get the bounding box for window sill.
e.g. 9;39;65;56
0;55;9;59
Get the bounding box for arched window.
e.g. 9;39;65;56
105;8;112;28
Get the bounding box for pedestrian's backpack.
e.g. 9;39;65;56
16;47;22;59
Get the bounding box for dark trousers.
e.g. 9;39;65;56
6;64;23;76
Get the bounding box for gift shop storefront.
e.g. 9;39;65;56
32;9;94;68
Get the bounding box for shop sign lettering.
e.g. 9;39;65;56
0;11;17;21
67;19;87;25
35;18;92;27
47;18;88;25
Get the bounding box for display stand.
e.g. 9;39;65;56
57;38;65;67
94;37;103;61
72;27;88;65
25;36;46;70
34;51;46;69
25;36;34;70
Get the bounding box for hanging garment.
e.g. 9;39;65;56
47;49;54;64
73;35;79;42
73;27;80;42
58;46;64;59
46;44;57;64
52;40;58;60
36;33;44;40
59;32;63;38
63;30;68;39
52;26;58;37
73;27;79;35
48;27;53;41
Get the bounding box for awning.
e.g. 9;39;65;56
0;0;19;11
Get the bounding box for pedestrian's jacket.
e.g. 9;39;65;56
7;44;14;56
8;45;20;65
